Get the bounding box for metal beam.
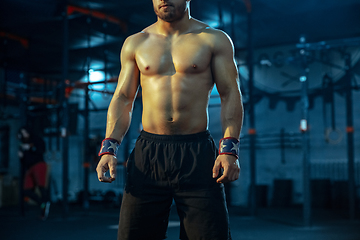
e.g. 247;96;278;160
82;17;92;210
0;31;29;48
67;5;127;32
245;0;257;216
298;36;311;227
344;53;355;220
61;8;70;218
19;72;28;217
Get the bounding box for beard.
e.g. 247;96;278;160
154;1;187;22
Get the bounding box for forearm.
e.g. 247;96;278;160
97;93;135;181
105;94;135;142
220;90;243;139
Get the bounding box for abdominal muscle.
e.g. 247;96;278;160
141;73;213;135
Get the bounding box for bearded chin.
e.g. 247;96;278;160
154;2;187;22
158;12;176;22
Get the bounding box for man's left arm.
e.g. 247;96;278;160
211;30;244;183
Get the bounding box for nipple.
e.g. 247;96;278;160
145;66;150;70
192;64;197;69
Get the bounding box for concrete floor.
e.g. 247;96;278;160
1;203;359;240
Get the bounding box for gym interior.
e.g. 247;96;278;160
0;0;360;239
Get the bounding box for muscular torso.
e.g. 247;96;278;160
135;25;215;135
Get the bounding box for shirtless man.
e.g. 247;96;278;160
96;0;243;239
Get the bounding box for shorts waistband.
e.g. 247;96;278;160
140;130;211;142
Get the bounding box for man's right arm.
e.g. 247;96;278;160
96;35;140;183
105;36;140;141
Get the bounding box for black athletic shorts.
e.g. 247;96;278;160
118;130;231;240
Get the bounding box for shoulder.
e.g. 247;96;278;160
190;19;229;37
204;28;233;47
190;19;233;49
203;28;234;55
121;23;160;49
120;31;150;59
122;31;149;49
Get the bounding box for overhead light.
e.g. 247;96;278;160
88;70;105;82
299;76;307;82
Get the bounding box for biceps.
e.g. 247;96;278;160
115;61;140;101
212;55;239;97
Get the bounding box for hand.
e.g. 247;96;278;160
212;154;240;183
96;154;117;183
18;150;24;158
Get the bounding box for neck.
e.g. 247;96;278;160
156;10;192;36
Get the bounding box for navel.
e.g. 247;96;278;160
192;64;197;69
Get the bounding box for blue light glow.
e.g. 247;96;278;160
89;69;105;82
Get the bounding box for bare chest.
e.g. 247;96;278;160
135;36;212;75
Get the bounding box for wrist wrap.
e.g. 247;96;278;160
98;138;120;157
219;137;240;158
